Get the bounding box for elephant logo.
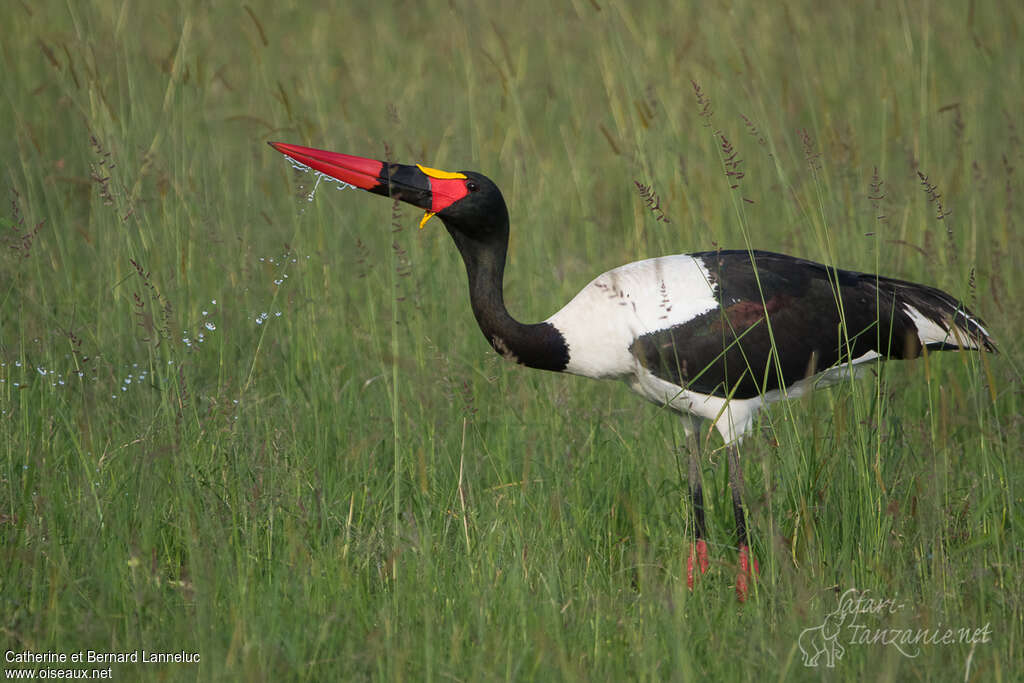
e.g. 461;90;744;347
798;608;847;668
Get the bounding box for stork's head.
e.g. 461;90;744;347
268;142;508;244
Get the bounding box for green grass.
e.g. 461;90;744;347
2;0;1022;680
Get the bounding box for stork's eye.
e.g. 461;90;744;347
466;180;479;192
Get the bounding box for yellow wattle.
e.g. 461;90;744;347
416;164;466;180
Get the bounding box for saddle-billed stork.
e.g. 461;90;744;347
269;142;996;601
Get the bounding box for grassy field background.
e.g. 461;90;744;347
2;0;1022;680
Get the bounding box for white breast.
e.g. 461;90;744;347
545;255;719;379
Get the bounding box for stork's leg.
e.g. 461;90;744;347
686;435;709;589
727;443;759;602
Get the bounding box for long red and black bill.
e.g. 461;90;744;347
268;142;469;226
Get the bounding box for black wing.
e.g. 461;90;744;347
629;250;993;400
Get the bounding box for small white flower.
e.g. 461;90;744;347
205;322;216;331
211;299;217;305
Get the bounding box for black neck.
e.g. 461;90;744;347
445;223;568;373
